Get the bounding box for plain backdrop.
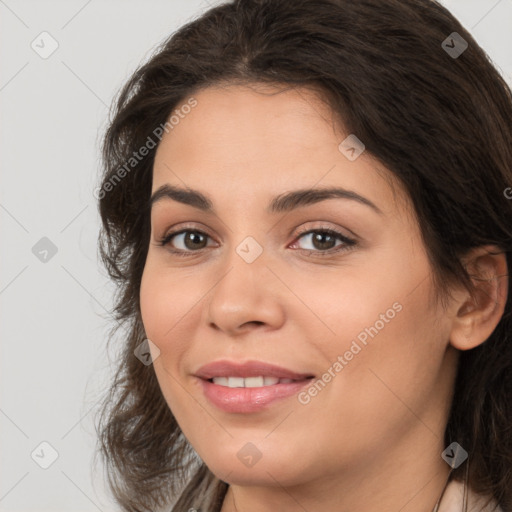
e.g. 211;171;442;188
1;1;511;511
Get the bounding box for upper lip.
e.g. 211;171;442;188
195;360;314;380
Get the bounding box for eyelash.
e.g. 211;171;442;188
157;225;357;258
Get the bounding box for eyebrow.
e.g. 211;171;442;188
150;184;383;215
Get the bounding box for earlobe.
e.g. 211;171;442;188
449;245;509;351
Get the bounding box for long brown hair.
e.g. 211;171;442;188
94;1;512;510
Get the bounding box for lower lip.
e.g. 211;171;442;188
199;378;313;413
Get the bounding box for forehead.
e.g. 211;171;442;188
156;82;338;146
151;84;410;217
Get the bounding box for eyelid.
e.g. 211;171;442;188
158;220;356;241
159;222;217;241
292;222;357;241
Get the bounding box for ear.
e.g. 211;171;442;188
449;245;509;351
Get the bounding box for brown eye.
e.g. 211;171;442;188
293;229;356;254
160;230;211;251
305;232;338;251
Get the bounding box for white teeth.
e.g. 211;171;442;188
228;377;245;388
244;376;264;388
211;376;294;388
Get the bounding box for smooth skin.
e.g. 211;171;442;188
139;83;508;512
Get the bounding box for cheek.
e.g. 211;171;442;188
140;265;196;415
295;269;406;354
140;266;166;341
304;255;448;423
318;280;449;439
140;263;197;352
294;238;421;347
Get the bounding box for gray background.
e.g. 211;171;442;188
1;1;511;511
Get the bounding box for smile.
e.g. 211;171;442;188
210;376;296;387
194;360;315;413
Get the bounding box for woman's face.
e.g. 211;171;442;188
140;84;457;489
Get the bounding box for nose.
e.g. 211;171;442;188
204;246;286;337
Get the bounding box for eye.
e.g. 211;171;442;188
158;229;216;255
290;228;357;256
158;226;357;257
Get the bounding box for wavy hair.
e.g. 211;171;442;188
94;1;512;510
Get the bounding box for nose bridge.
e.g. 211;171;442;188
212;234;268;307
204;232;285;333
218;206;268;279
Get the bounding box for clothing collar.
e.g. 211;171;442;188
438;478;503;512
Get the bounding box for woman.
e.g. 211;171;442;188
94;1;512;511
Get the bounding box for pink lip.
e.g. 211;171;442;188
195;360;313;380
195;360;314;413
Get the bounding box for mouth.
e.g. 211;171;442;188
195;360;315;413
195;359;314;381
207;376;300;387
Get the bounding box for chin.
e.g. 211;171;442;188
198;441;314;488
